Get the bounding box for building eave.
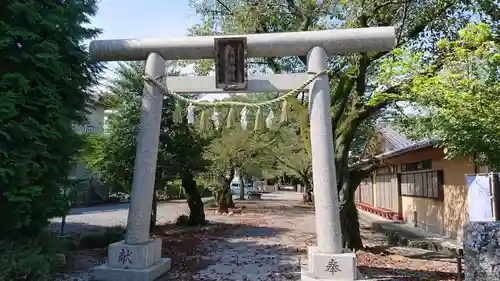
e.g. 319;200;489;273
351;139;436;169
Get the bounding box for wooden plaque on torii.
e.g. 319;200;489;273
214;37;248;91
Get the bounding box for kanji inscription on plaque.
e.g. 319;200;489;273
325;258;340;274
118;248;132;264
214;37;247;91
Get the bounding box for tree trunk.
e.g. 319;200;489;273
214;188;219;202
181;172;206;225
149;191;157;233
300;173;313;204
216;170;235;213
337;167;369;250
228;191;234;207
239;169;245;200
338;180;363;250
216;184;233;213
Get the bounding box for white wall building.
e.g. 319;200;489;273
103;109;117;134
69;104;106;179
72;105;105;134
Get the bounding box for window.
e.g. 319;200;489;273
400;170;443;200
401;160;432;172
377;165;396;174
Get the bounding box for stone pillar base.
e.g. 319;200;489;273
92;259;171;281
301;246;360;281
464;221;500;281
90;238;171;281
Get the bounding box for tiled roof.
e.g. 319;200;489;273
374;139;434;159
375;125;413;150
375;124;434;158
353;124;434;168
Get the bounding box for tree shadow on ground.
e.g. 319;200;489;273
59;222;294;278
157;224;303;281
232;201;315;216
358;266;458;281
361;244;457;264
404;251;455;261
49;221;126;235
157;223;459;281
155;221;288;238
359;221;460;270
361;219;459;256
361;231;389;247
54;219;461;281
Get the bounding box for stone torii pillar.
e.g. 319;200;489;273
91;53;171;281
88;27;395;281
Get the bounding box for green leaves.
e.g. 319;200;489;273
83;62;209;193
0;0;102;238
397;24;500;169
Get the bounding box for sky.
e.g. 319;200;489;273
91;1;197;40
90;0;196;77
89;1;228;100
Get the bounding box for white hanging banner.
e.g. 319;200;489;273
186;103;195;124
467;174;494;222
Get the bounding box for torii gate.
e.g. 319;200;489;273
89;27;395;281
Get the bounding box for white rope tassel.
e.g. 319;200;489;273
186;103;195;124
240;106;248;130
266;109;274;129
212;108;220;130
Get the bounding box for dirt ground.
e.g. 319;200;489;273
57;196;460;281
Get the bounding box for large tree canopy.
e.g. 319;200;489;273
83;62;209;227
185;0;497;249
200;118;277;210
0;0;102;238
396;24;500;169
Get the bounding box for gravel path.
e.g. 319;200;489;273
55;192;460;281
50;198;212;234
159;194;459;281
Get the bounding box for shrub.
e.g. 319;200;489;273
165;180;184;199
79;226;126;249
0;0;102;238
106;196;122;204
107;192;130;203
0;232;66;281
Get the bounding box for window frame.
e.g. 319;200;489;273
400;170;444;201
401;159;432;172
